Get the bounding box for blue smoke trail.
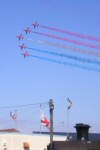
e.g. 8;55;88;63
29;54;100;73
27;47;100;66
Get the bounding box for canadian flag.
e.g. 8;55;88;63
41;114;50;129
10;112;17;121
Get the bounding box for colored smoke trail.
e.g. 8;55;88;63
29;54;100;73
40;25;100;42
33;31;100;50
28;39;100;57
27;47;100;66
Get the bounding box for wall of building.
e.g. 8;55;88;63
0;133;66;150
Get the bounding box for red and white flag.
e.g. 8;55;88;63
10;112;17;121
41;114;50;129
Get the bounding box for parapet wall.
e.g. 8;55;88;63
48;141;100;150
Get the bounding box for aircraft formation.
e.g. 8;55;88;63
16;21;100;73
17;21;40;57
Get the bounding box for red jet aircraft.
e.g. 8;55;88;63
32;21;39;28
22;51;29;58
16;34;24;40
19;44;26;50
24;27;31;34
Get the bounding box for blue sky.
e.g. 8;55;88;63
0;0;100;133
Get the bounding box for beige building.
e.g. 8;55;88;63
0;133;66;150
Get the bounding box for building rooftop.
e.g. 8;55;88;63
0;128;20;133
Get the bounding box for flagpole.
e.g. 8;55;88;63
10;110;17;130
67;105;69;139
67;98;72;140
15;110;17;130
40;104;42;134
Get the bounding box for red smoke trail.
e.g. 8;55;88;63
40;25;100;42
29;39;100;57
33;31;100;50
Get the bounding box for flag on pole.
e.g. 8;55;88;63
41;113;50;129
67;98;72;109
10;111;17;121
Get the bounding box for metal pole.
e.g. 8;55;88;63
66;98;72;140
15;110;17;130
49;99;54;150
67;107;69;140
40;104;42;134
